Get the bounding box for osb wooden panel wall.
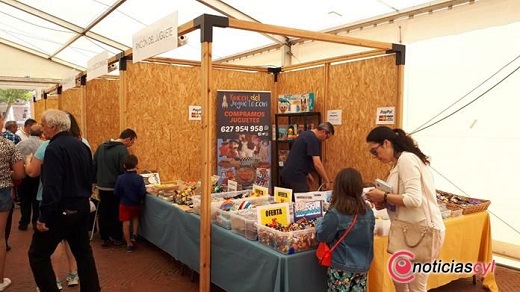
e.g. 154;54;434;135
59;87;84;116
85;79;120;152
33;98;60;122
275;67;326;188
276;55;397;186
123;62;273;182
276;67;326;114
59;88;84;132
327;55;397;183
32;100;46;122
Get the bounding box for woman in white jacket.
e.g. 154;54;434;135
365;126;445;292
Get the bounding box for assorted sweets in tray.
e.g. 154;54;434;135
436;190;490;215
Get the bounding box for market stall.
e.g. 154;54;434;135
140;194;498;292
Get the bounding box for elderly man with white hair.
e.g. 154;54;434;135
28;109;100;292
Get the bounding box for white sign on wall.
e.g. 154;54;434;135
327;109;342;125
132;11;178;63
189;105;202;121
376;107;395;125
87;51;108;81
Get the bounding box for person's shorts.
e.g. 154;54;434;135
0;187;13;212
119;204;141;222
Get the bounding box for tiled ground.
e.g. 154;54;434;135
4;207;520;291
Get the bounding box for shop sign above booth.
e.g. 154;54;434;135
61;69;77;92
87;51;109;81
132;11;179;63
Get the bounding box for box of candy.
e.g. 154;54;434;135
256;221;318;254
230;209;258;240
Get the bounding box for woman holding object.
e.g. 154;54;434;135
365;126;445;292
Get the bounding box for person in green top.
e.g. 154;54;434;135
93;128;137;248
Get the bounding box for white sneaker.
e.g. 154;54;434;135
0;278;11;291
56;279;63;290
66;273;79;286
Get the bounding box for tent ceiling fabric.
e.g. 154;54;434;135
0;0;434;70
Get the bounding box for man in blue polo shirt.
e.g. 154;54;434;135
280;122;334;196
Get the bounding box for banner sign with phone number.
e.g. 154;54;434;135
216;90;271;189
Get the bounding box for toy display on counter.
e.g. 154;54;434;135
257;218;318;254
213;196;271;230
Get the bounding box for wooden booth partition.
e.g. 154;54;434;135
59;88;85;136
326;55;398;183
32;97;59;123
85;78;120;152
124;61;201;182
274;54;398;187
122;60;273;183
275;67;327;188
32;99;47;122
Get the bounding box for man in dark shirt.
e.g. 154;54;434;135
28;109;100;292
280;122;334;195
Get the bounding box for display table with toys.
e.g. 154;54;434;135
139;194;497;292
139;194;328;291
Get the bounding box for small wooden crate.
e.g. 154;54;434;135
436;190;491;215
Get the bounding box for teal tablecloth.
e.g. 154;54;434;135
140;194;328;292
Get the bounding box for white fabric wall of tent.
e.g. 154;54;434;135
1;0;519;261
404;22;520;261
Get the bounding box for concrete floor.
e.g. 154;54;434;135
4;207;520;291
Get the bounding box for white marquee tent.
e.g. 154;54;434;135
1;0;520;264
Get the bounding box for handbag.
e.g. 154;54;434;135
387;218;441;262
316;214;358;267
386;175;441;262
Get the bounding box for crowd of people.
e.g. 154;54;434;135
0;110;446;292
0;110;143;291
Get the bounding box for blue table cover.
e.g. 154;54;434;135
140;194;328;292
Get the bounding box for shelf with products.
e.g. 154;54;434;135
274;112;321;187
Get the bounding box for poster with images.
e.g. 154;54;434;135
217;90;271;189
293;200;323;222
